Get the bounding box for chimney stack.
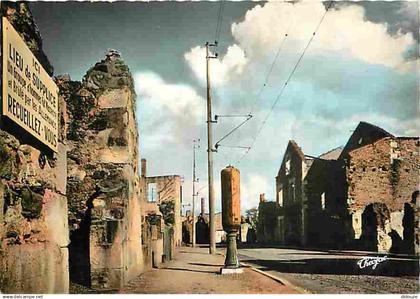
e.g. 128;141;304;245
259;193;266;203
201;197;206;215
141;159;147;178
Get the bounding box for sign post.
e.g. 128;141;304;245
2;17;58;152
220;165;243;274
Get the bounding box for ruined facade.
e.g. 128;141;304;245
139;158;182;267
267;141;347;248
303;147;348;248
257;194;282;244
0;2;69;293
341;123;420;253
260;122;419;254
182;210;227;245
194;212;225;243
274;140;312;246
0;2;191;294
182;213;194;244
61;50;143;289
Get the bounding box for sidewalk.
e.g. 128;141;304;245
120;246;299;294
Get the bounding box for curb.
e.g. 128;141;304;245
220;250;311;294
240;261;311;294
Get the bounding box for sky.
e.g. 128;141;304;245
29;1;419;214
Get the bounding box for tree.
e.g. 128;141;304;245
158;199;175;226
244;207;258;231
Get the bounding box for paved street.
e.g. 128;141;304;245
238;247;419;294
120;246;298;294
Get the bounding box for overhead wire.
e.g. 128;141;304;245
214;0;225;44
237;0;334;164
248;18;294;116
213;8;293;157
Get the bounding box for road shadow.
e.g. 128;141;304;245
189;262;224;267
238;243;419;259
240;257;419;277
178;250;216;255
163;267;218;274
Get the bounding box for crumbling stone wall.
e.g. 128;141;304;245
346;137;419;252
0;2;69;293
182;214;193;244
275;141;305;246
257;200;282;244
403;191;419;255
140;158;182;247
304;158;348;249
61;50;143;289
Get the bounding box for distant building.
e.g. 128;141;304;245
139;159;183;267
183;200;251;244
196;212;225;243
257;194;282;244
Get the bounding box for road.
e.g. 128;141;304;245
119;246;297;294
238;247;419;294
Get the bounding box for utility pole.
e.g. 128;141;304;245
192;138;200;247
206;41;217;254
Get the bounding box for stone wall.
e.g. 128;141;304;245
257;200;282;244
0;2;69;293
138;158;184;269
304;158;349;249
275;140;306;246
270;123;418;254
61;50;143;289
346;137;419;252
140;159;182;250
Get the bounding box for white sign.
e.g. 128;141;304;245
2;17;58;152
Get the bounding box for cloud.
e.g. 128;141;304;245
184;44;248;87
240;110;420;161
231;1;416;71
241;174;270;210
135;72;205;121
397;1;420;40
134;71;206;172
136;2;418;215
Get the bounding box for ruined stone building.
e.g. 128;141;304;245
274;140;312;246
266;140;337;247
259;122;419;254
182;212;194;244
1;2;187;294
61;50;143;289
239;217;251;243
257;194;282;244
340;122;419;253
0;3;69;293
139;158;182;267
182;194;252;245
303;146;347;249
201;212;225;243
182;209;227;245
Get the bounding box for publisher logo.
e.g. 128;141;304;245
357;255;387;270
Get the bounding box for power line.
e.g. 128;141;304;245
211;10;293;154
215;114;252;150
237;0;334;164
214;0;225;44
248;18;293;115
